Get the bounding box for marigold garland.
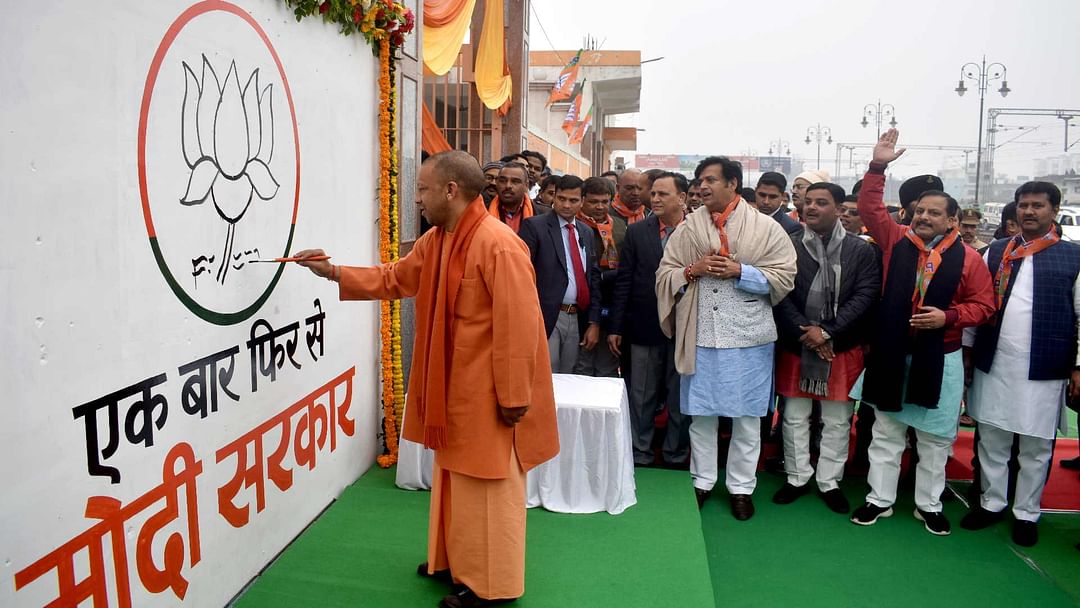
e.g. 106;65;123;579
277;0;409;467
376;36;402;468
280;0;414;56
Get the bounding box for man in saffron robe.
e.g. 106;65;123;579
848;130;995;536
656;156;797;520
295;151;559;607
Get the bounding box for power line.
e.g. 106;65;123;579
528;2;565;66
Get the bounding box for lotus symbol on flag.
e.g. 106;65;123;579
180;55;278;284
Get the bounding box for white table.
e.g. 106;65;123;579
395;374;637;515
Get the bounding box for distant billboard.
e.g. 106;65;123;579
634;154;679;169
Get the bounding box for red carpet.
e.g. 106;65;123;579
945;430;1080;511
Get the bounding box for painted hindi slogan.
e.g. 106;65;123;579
1;1;381;606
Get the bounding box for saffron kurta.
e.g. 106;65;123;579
338;214;559;599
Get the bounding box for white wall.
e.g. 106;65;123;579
0;1;381;605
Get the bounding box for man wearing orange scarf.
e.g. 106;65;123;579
962;181;1080;547
848;130;995;536
575;176;625;376
295;151;558;607
611;168;647;226
488;162;535;233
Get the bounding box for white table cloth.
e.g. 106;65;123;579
395;374;637;515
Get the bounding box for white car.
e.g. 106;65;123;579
1057;207;1080;242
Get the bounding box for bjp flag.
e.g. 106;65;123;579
546;49;583;106
561;82;585;134
569;106;593;145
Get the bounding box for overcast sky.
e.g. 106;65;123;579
529;0;1080;181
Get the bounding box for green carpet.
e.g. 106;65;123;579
699;473;1080;608
233;467;715;607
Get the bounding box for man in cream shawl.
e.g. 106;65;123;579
656;156;797;520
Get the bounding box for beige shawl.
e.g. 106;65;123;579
656;201;797;374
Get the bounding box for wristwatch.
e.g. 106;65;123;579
820;329;832;341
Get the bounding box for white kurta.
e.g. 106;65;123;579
965;251;1080;440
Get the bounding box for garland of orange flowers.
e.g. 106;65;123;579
375;36;402;468
388;55;405;428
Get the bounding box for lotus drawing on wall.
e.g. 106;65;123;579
138;3;299;326
180;55;278;284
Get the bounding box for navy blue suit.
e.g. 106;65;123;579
519;212;602;338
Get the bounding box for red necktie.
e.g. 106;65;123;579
566;223;590;310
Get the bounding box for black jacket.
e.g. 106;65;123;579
609;215;670;346
519;213;602;338
771;208;805;237
774;232;881;354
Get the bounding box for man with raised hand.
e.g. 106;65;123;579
848;129;995;536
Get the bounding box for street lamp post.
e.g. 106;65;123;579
767;139;791;156
804;124;832;171
861;100;897;138
954;57;1010;205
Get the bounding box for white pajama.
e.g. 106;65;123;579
866;409;953;512
782;398;855;491
690;415;761;495
978;422;1054;522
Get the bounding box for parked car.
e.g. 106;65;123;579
1057;207;1080;242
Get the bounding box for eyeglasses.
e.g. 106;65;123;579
841;208;859;216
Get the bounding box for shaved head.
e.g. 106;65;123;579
617;168;642;188
425;150;486;202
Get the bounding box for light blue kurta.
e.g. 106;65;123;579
849;350;964;440
680;265;775;417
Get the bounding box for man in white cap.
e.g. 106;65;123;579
792;170;831;222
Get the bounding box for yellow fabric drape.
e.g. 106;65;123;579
473;0;512;111
423;0;476;75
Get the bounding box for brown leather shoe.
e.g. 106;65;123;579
730;494;755;521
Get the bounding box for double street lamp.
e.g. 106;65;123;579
767;138;790;156
804;124;832;171
861;100;897;138
955;57;1010;204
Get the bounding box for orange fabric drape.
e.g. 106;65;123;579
424;0;471;26
473;0;512;111
423;0;476;75
422;102;453;154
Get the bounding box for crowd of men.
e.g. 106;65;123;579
298;136;1078;607
482;129;1080;548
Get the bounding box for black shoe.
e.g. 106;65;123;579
1061;456;1080;471
960;507;1006;531
819;489;850;514
772;482;809;504
850;502;893;526
1012;520;1039;547
439;586;516;607
418;562;454;585
730;494;755;521
940;486;957;503
914;509;951;536
764;456;785;475
694;487;712;510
